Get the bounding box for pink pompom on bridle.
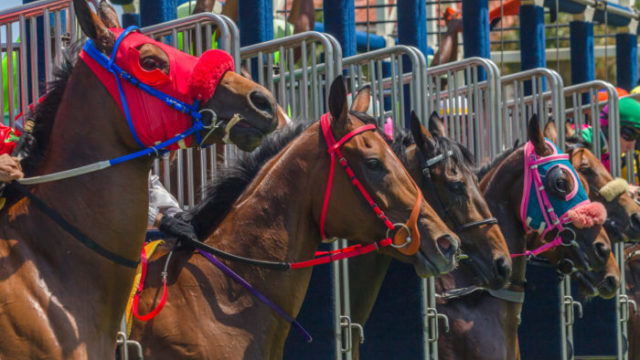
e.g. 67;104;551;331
565;202;607;229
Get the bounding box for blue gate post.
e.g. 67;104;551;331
519;0;546;93
397;0;426;126
616;25;638;91
323;0;356;57
140;0;177;27
570;7;595;106
22;0;45;103
238;0;273;46
461;0;490;80
110;0;140;27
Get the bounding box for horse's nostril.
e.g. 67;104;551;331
494;256;511;280
594;241;610;261
249;91;275;116
436;234;458;260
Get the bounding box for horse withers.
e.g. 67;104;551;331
0;0;278;358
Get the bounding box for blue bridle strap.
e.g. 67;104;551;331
82;26;206;148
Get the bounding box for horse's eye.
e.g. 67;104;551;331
556;178;569;192
141;57;161;71
365;158;383;171
448;181;466;194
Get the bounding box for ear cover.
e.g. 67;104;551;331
187;49;235;101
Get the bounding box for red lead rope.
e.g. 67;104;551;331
132;246;168;321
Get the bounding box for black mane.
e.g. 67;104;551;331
20;43;80;175
475;140;520;181
185;121;310;239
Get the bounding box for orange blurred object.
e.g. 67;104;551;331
596;87;629;102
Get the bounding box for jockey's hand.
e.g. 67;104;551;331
0;154;23;182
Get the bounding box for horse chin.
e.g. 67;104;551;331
573;271;600;299
412;249;441;278
461;258;507;290
227;122;267;152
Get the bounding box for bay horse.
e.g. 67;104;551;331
544;120;640;243
0;0;278;358
349;115;613;359
128;77;460;359
430;119;618;360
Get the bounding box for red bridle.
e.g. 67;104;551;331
318;113;424;256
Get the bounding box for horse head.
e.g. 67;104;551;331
321;78;459;277
74;0;278;151
523;115;610;273
403;111;511;290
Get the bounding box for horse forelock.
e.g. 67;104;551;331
187;121;310;239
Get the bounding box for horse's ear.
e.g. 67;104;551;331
566;121;575;138
428;111;446;137
410;111;436;155
350;85;371;113
527;114;549;155
328;75;349;128
543;120;558;144
97;0;121;29
74;0;115;53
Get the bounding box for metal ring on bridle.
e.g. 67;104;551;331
559;228;577;247
387;223;412;248
197;108;221;146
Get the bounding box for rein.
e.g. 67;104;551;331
134;114;425;340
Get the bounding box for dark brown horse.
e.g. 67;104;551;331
129;78;460;359
0;0;278;357
345;108;512;358
348;116;614;359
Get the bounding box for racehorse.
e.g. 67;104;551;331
544;121;640;243
344;107;512;358
430;119;617;360
0;0;278;358
349;115;613;359
128;78;460;359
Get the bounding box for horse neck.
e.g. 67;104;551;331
7;60;151;341
199;125;325;353
480;148;527;285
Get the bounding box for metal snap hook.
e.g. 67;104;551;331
388;223;412;248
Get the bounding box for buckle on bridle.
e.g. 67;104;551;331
387;223;412;248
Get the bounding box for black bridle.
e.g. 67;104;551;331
419;149;498;233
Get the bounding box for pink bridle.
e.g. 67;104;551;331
512;140;605;258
